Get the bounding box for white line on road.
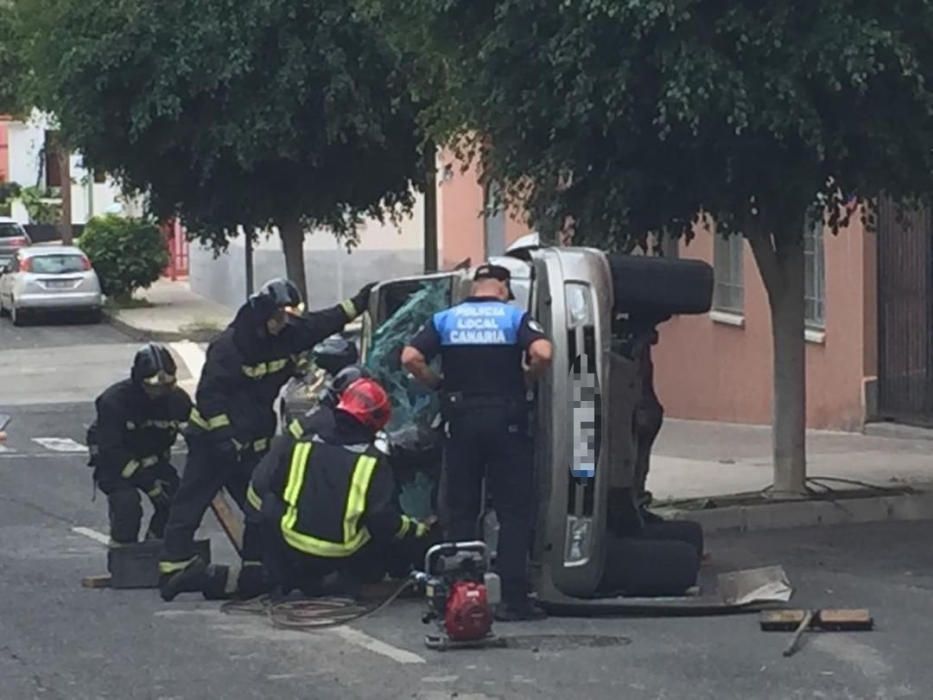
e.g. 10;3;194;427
327;627;426;665
33;437;86;452
0;444;11;453
71;526;110;546
170;341;206;381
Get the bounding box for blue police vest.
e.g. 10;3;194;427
433;301;524;347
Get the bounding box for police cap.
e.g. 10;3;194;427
473;263;514;299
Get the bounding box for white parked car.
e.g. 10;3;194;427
0;245;103;325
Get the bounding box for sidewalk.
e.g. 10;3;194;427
650;418;933;531
105;277;232;342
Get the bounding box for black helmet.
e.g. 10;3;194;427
322;364;371;407
249;278;302;318
131;343;177;386
312;336;359;376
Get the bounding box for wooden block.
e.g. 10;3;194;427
761;609;874;632
82;575;112;589
760;610;809;631
817;609;873;631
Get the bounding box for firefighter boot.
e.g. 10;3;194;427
159;556;209;602
235;563;270;600
201;564;237;600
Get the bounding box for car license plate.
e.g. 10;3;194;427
46;280;72;289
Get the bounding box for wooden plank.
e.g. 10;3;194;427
210;490;243;554
82;575;112;589
818;609;873;631
761;609;874;632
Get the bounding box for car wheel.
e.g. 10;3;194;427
606;254;714;317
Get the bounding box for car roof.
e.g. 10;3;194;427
19;245;85;257
0;217;22;224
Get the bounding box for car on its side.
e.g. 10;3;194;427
0;245;103;325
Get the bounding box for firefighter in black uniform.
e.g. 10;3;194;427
87;344;191;544
158;277;374;601
244;377;431;596
401;263;553;621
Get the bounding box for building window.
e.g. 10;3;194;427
483;180;506;257
804;209;826;329
713;233;744;314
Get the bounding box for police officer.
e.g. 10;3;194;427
244;377;432;597
401;263;553;621
87;344;192;545
158;277;374;601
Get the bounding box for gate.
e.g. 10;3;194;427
876;198;933;424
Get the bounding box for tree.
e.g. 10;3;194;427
18;0;424;300
0;1;26;115
370;0;933;494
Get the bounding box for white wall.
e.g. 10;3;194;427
5;110;133;225
190;194;428;309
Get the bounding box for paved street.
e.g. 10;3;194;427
3;316;933;699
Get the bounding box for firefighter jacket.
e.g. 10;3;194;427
247;413;427;558
186;298;361;455
87;379;191;487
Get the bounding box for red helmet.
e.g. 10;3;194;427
336;378;391;431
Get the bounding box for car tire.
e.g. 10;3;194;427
606;254;713;317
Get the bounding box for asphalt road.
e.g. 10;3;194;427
2;317;932;699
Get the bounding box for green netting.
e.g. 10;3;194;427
365;280;450;519
364;280;449;431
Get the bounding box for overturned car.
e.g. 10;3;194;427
321;236;736;613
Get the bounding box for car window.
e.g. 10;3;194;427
29;255;86;274
0;223;27;239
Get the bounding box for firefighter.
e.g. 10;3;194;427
86;344;191;545
158;277;374;601
244;377;432;597
401;263;553;621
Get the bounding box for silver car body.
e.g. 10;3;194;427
0;217;32;267
0;245;103;317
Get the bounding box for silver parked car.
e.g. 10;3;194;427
0;217;32;267
0;245;103;325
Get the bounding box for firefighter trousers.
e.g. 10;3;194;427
440;400;534;606
95;461;180;544
159;440;264;573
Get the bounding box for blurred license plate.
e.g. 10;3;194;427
46;280;72;289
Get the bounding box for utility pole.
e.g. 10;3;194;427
244;228;254;298
423;141;438;272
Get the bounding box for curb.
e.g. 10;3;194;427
657;487;933;534
104;310;222;343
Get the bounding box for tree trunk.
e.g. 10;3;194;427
279;218;307;302
423;141;438;272
58;149;73;245
748;228;807;496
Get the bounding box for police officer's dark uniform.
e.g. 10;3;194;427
244;378;430;596
87;344;191;544
405;264;549;620
158;277;374;600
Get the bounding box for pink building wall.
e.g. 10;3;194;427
437;151;530;269
0;120;9;182
652;221;877;430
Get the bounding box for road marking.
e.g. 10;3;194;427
33;437;86;452
0;444;12;453
171;341;206;381
71;526;110;546
327;627;426;665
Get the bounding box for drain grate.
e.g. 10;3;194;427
501;634;632;651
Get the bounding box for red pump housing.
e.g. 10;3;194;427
444;581;493;642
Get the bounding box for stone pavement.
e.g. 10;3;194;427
105;277;233;341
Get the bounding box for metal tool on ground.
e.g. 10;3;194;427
411;540;506;651
760;608;874;658
209;490;243;553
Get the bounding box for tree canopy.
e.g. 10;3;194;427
367;0;933;492
18;0;425;297
0;2;27;115
370;0;933;244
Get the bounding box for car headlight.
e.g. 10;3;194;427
565;516;592;565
